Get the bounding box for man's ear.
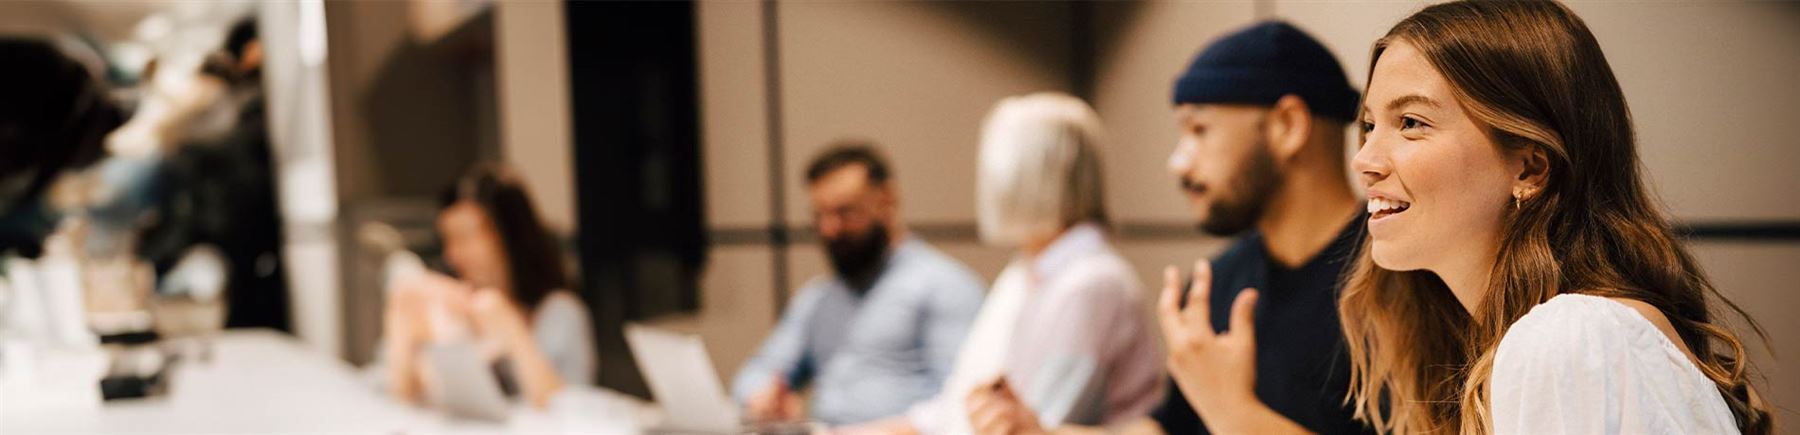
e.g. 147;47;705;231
871;181;898;213
1265;94;1313;164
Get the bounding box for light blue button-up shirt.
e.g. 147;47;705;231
730;237;986;425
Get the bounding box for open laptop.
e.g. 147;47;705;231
423;341;510;422
624;324;741;433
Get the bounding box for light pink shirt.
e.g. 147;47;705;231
908;224;1165;432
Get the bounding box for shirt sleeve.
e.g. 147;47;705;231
531;292;597;386
1015;264;1163;427
730;281;827;404
905;263;1027;435
1491;298;1624;434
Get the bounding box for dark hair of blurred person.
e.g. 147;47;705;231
223;19;261;81
805;142;890;186
436;163;568;311
0;38;123;258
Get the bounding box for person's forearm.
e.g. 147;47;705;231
384;334;424;404
835;416;917;435
504;334;565;409
1049;424;1110;435
382;282;426;404
1199;400;1312;434
1049;417;1164;435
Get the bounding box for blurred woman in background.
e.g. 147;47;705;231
380;163;594;409
849;92;1164;435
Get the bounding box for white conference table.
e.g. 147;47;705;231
0;330;657;434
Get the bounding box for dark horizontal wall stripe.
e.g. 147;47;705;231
911;222;982;243
707;220;1800;246
1117;222;1205;241
703;222;988;246
1677;221;1800;242
708;221;1207;246
710;226;777;246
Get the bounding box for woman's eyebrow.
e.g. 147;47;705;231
1385;94;1441;112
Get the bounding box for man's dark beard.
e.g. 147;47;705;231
1197;142;1282;236
826;222;891;292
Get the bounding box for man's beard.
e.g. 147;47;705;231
1196;142;1282;237
826;222;891;292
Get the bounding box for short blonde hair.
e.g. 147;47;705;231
976;92;1109;246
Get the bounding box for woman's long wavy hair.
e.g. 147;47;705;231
1337;2;1772;434
439;164;568;312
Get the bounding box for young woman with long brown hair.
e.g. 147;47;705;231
1340;1;1772;433
1160;1;1771;434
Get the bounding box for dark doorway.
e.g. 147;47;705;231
566;1;707;398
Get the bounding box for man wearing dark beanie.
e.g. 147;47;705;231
967;21;1370;435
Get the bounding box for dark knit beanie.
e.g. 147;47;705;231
1172;20;1360;122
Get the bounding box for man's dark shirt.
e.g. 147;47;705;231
1151;215;1372;435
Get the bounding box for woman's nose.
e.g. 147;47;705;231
1352;138;1390;188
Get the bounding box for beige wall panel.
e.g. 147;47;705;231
777;2;1076;225
495;1;576;233
697;1;775;229
682;245;780;384
935;240;1016;285
1688;241;1800;423
1568;2;1800;221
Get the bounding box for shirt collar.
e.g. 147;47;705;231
1030;223;1108;282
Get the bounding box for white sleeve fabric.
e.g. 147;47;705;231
531;291;597;387
1491;294;1739;435
1007;256;1161;427
906;262;1031;435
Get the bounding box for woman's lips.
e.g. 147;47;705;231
1367;197;1412;235
1368;197;1411;219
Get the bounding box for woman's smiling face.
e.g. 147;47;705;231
1352;39;1524;275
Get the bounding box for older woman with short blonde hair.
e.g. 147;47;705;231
844;92;1164;435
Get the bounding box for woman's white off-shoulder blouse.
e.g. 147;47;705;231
1491;293;1738;434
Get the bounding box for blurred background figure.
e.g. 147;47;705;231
730;143;986;426
0;38;121;261
849;92;1165;434
129;18;290;333
0;37;125;350
377;164;594;410
3;2;286;346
